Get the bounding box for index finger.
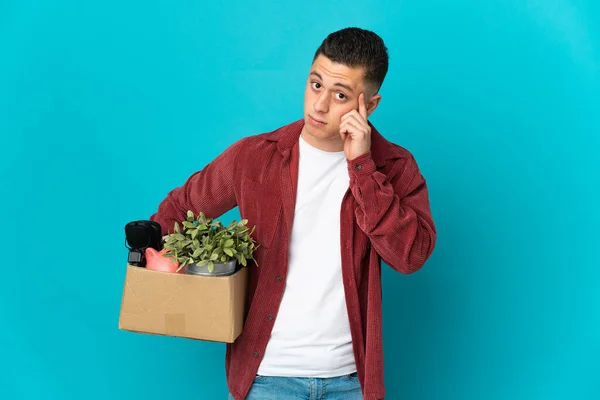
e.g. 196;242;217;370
359;93;368;120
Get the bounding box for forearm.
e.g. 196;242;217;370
348;152;436;273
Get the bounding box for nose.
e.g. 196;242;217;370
313;92;329;114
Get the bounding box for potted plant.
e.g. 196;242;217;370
163;210;259;276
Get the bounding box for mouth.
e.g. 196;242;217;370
308;115;327;126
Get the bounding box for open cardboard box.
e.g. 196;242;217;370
118;264;247;343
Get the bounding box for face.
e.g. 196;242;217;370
302;55;381;150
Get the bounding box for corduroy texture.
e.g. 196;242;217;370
150;119;436;400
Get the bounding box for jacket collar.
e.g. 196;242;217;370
264;118;401;167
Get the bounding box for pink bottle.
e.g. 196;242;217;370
145;248;181;273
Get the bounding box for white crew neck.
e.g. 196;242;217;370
299;134;345;158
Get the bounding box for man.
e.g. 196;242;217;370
150;27;436;400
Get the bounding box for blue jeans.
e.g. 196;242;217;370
228;372;363;400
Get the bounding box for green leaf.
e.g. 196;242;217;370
160;215;256;268
174;233;185;241
198;259;209;266
208;261;215;272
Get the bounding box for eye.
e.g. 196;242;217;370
335;92;347;101
311;82;322;90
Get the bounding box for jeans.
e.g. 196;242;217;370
228;372;363;400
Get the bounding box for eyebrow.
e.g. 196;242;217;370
310;71;355;94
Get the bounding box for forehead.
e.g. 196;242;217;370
309;55;366;88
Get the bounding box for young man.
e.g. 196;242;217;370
150;27;436;400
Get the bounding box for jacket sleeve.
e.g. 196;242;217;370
150;139;245;236
347;151;436;274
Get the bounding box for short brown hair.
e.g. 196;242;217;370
313;27;389;93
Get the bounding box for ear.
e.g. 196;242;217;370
366;93;382;117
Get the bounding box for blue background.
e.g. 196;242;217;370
1;1;599;399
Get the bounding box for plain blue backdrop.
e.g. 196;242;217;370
1;1;599;399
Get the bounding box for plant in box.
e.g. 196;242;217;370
163;210;259;276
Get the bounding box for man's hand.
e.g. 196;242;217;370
340;92;371;161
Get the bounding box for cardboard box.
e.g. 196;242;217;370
119;264;247;343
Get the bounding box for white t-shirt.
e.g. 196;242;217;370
257;134;356;377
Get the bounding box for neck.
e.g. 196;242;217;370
300;126;344;153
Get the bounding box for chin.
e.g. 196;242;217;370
304;118;324;133
305;124;325;137
312;130;341;142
